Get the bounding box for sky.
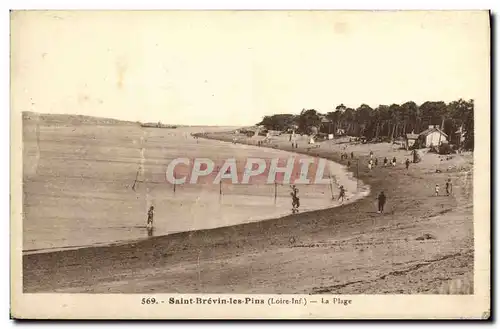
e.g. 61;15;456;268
11;10;489;126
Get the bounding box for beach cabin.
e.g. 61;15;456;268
405;132;419;149
419;125;448;147
320;116;333;134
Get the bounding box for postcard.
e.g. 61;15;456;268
10;10;490;319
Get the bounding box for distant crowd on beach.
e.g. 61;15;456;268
339;148;454;214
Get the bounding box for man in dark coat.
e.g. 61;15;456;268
446;178;453;196
377;191;386;214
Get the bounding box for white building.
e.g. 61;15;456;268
419;125;448;147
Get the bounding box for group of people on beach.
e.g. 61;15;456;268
435;178;453;197
353;150;454;214
383;156;397;167
144;139;456;230
365;150;416;172
367;155;398;171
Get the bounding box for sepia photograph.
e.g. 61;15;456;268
10;10;490;319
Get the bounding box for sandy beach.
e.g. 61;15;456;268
22;123;473;294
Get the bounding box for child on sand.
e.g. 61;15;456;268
392;157;397;167
384;157;388;166
435;184;440;196
368;159;373;171
377;191;386;214
338;185;346;203
405;158;410;170
147;206;154;230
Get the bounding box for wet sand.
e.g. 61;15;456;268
23;129;473;294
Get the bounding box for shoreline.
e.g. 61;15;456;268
23;131;473;294
22;133;370;257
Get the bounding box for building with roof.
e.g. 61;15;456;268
454;126;465;146
318;115;332;134
418;125;448;147
405;132;420;149
405;125;449;149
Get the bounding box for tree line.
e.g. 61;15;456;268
257;99;474;150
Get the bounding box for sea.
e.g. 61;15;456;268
22;118;369;254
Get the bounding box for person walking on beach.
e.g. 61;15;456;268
377;191;386;214
351;151;354;159
446;179;452;196
147;206;155;230
290;185;300;213
405;158;410;170
435;184;440;196
370;150;374;159
368;159;373;171
375;158;378;166
384;157;388;167
338;185;346;203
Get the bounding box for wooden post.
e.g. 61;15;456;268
274;181;277;204
220;180;222;196
173;181;176;193
132;169;139;191
356;159;359;191
329;173;335;200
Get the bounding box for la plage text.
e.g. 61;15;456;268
169;297;265;305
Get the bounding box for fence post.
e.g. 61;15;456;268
357;159;359;191
274;180;277;204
